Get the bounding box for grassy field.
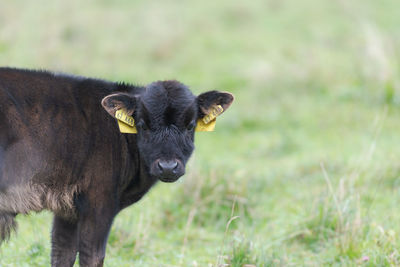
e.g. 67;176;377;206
1;0;400;266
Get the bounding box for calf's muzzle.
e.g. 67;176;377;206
151;159;185;182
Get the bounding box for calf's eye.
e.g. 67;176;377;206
187;121;196;131
137;120;148;131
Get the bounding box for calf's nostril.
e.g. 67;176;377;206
157;161;163;171
171;161;178;170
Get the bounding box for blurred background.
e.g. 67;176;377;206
1;0;400;266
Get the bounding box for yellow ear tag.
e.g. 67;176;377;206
195;118;216;131
195;105;223;132
115;109;137;134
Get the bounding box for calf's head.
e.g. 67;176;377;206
102;81;234;182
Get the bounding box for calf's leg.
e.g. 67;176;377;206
77;198;117;267
51;216;79;267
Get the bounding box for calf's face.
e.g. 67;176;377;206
102;80;233;182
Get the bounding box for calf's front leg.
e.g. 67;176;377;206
77;197;117;267
51;216;79;267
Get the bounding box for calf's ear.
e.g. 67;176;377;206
101;93;137;118
197;90;234;118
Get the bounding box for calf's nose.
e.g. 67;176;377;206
151;159;185;182
158;160;178;173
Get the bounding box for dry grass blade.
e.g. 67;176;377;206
216;196;239;266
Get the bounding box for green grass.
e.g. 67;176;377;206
1;0;400;266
